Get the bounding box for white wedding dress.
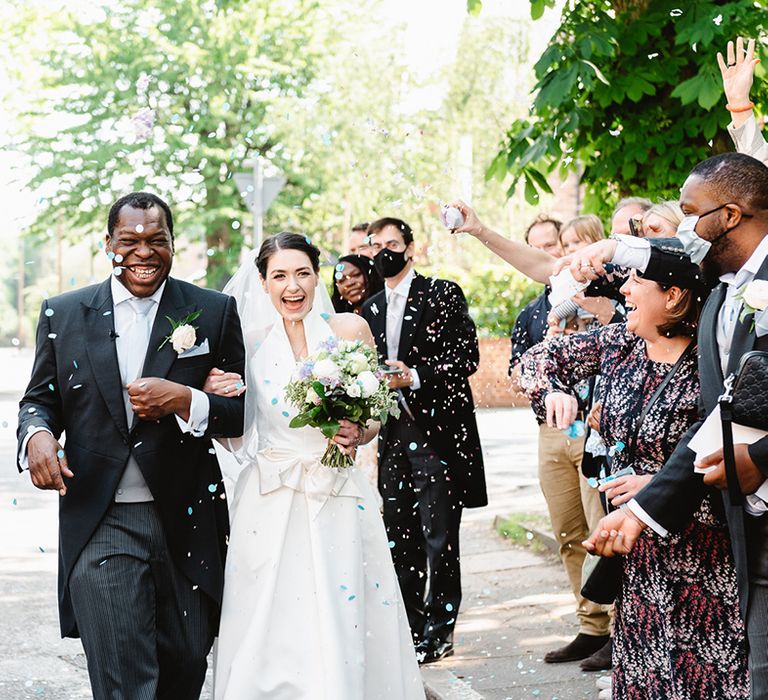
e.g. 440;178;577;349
213;310;425;700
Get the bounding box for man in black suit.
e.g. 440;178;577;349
575;153;768;698
361;217;487;665
17;192;245;699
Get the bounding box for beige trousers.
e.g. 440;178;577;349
537;422;611;636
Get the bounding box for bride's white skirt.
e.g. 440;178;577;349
214;448;425;700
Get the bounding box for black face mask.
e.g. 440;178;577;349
374;248;408;278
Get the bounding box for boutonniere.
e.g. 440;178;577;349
158;310;202;353
737;280;768;333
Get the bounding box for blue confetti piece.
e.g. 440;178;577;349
335;263;344;271
398;480;403;490
304;235;311;244
114;254;124;263
235;381;244;390
282;411;289;417
208;447;216;454
335;272;343;280
208;483;217;493
38;546;45;553
357;504;365;510
340;584;348;590
408;442;418;451
12;498;17;506
106;251;115;260
348;595;356;601
73;360;78;369
264;379;271;384
188;507;193;515
57;449;64;459
388;540;395;549
271;397;278;405
587;477;599;489
320;312;331;320
445;602;454;612
44;308;54;317
103;310;112;316
48;384;55;391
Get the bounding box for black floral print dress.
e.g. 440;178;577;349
519;323;748;700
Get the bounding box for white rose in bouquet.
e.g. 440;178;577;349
312;358;341;383
346;352;370;375
742;280;768;311
305;387;322;406
357;371;380;398
171;325;196;353
345;382;362;398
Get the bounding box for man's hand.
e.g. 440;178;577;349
553;239;618;282
573;293;615;326
600;474;653;507
718;37;758;109
544;391;578;430
583;508;646;557
384;360;414;389
27;431;74;496
203;367;246;397
699;444;764;495
127;377;191;422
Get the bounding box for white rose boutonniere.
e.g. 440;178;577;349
738;280;768;336
158;310;202;354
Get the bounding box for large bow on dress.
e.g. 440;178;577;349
256;447;365;519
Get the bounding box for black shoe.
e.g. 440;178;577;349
580;638;612;671
544;633;610;664
415;636;454;665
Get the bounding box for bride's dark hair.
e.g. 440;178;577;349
256;232;321;277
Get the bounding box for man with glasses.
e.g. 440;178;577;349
362;217;487;664
347;221;373;257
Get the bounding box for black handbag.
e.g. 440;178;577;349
581;341;696;605
719;351;768;506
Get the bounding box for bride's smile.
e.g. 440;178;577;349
262;248;318;321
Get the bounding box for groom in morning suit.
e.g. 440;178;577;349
17;192;245;699
362;217;487;665
582;154;768;698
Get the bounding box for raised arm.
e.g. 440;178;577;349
447;200;557;284
718;37;768;164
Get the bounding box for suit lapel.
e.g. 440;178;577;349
726;256;768;377
699;283;726;410
83;279;129;439
141;277;198;380
397;273;428;362
366;290;388;359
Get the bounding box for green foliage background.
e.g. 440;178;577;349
486;0;768;218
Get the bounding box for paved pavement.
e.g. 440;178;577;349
0;348;601;699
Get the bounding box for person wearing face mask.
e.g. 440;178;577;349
331;254;384;314
519;254;748;699
361;217;487;665
568;152;768;699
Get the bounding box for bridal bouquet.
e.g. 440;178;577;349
284;338;400;468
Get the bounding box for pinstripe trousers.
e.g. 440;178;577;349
68;502;215;700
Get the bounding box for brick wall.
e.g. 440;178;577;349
469;337;530;409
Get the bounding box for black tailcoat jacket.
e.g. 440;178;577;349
362;273;487;508
17;276;245;637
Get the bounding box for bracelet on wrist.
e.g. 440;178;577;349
726;102;754;113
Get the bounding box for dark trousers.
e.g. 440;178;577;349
380;415;462;643
68;502;214;700
747;581;768;700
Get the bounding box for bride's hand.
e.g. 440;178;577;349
333;419;364;456
204;367;246;397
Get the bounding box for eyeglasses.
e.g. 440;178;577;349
369;240;405;253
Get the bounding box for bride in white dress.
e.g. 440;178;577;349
208;233;425;700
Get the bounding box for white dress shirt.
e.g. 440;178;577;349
19;276;210;502
385;268;421;391
612;235;768;528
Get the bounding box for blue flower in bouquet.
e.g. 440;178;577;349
284;338;400;468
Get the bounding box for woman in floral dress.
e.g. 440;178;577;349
519;261;748;699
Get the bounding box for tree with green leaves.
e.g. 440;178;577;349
481;0;768;215
6;0;324;288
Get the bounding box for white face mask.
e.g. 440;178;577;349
675;215;711;264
